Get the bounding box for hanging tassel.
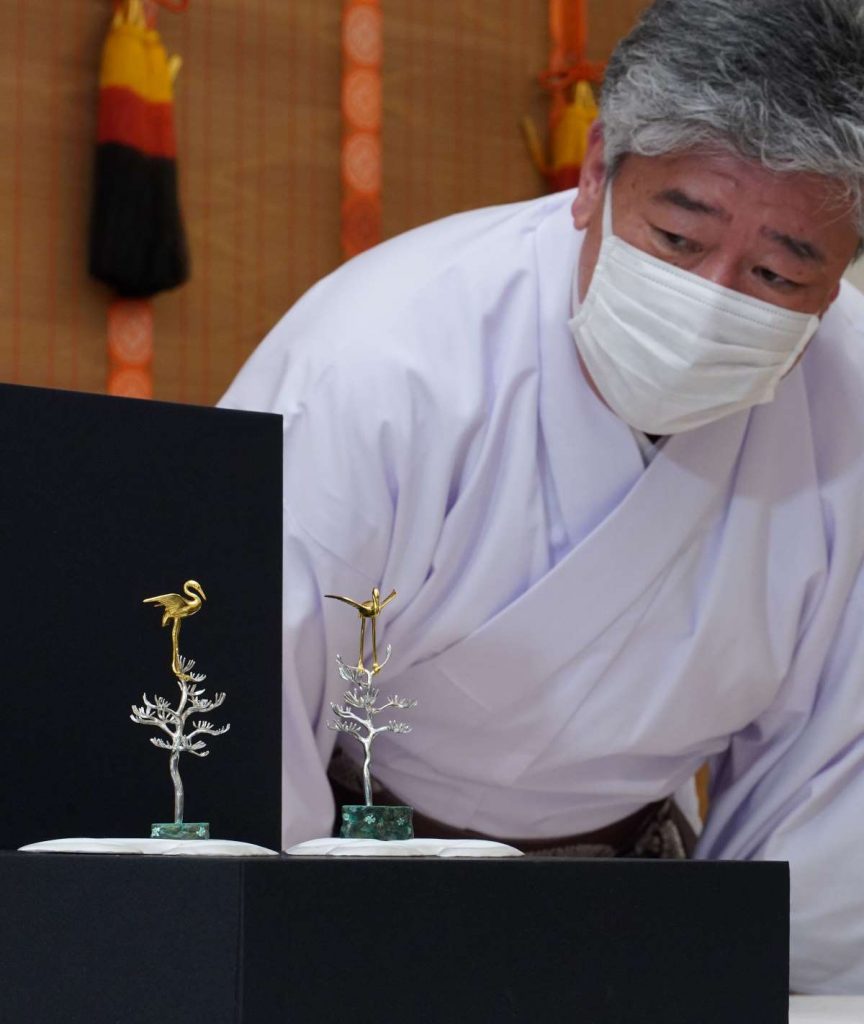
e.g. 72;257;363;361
553;79;598;191
522;0;604;192
89;0;189;297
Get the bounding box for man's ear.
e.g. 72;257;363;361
822;281;842;315
571;122;607;230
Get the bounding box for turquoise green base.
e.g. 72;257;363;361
151;822;210;840
340;805;414;841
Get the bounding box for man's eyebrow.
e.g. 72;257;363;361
654;188;827;263
760;227;825;264
652;188;731;221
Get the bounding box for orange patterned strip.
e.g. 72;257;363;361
549;0;587;87
107;297;154;399
341;0;382;259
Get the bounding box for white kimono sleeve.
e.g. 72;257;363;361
697;557;864;994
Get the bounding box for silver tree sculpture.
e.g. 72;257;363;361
327;645;416;806
131;655;230;826
133;579;231;838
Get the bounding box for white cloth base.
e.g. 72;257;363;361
789;997;864;1022
18;837;279;857
284;837;523;858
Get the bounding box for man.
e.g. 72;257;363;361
221;0;864;993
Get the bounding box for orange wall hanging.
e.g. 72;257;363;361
107;298;154;399
340;0;382;260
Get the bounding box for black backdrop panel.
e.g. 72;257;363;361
0;383;282;850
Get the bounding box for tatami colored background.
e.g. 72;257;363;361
0;1;649;405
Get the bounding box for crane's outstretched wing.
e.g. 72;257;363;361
143;593;186;614
324;594;368;613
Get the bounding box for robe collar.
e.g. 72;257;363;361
432;198;756;710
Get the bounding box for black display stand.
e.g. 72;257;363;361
0;385;790;1023
0;852;789;1024
0;384;283;851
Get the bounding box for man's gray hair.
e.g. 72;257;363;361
601;0;864;234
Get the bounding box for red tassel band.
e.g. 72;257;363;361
97;85;176;159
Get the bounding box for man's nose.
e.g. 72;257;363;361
695;254;742;293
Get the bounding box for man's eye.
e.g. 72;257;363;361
755;267;799;289
653;228;699;254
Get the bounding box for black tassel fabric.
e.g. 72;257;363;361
89;1;189;298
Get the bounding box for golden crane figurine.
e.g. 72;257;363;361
143;579;206;680
325;586;396;673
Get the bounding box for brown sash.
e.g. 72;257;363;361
328;753;695;858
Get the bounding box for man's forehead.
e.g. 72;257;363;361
627;150;834;204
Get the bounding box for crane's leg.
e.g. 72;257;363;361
358;617;366;671
171;618;184;679
371;616;380;673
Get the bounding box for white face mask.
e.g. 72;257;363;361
568;185;820;435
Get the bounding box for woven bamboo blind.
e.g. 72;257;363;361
0;0;648;404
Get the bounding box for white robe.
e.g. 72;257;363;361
220;189;864;994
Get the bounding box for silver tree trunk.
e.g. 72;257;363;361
170;750;184;824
